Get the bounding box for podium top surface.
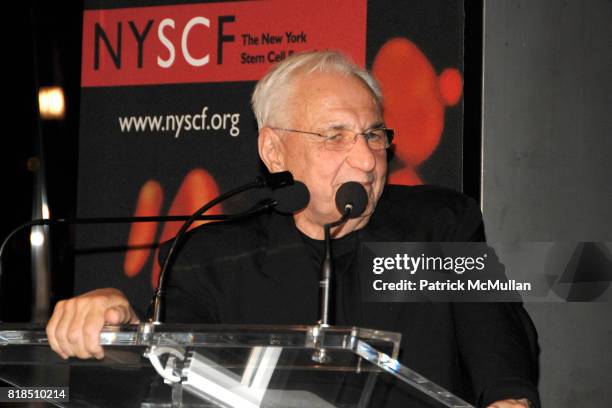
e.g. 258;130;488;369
0;323;401;358
0;323;474;408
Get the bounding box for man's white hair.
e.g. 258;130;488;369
251;50;382;129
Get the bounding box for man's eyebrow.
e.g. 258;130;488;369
366;121;386;130
328;123;350;131
324;121;386;131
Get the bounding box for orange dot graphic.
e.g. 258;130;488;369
372;37;463;186
151;168;221;288
124;180;163;277
439;68;463;106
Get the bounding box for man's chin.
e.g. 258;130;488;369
355;206;376;225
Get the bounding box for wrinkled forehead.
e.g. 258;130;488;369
287;72;383;128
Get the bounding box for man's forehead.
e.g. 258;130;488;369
290;72;382;127
303;104;383;130
294;71;377;100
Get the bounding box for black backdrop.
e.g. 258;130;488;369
76;0;467;312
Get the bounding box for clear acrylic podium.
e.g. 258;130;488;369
0;323;474;407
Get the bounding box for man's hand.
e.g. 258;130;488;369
46;288;140;360
488;398;531;408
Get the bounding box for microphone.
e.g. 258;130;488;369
335;181;368;219
149;172;309;324
317;182;368;328
0;171;309;324
271;181;310;214
256;171;294;189
0;177;295;271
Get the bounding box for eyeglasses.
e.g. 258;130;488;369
270;126;394;151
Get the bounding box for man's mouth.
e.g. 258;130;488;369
341;178;374;186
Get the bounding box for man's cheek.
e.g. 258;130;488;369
375;157;388;179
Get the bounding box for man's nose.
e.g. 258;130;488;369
346;135;376;172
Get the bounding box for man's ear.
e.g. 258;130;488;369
258;127;286;172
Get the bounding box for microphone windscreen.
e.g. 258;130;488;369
272;181;310;214
335;182;368;218
262;171;294;189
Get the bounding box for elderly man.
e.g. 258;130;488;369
46;51;538;407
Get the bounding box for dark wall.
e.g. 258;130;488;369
1;1;81;321
482;0;612;406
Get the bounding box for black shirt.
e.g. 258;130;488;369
299;229;361;325
164;185;540;407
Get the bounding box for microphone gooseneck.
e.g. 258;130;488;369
0;171;307;329
0;214;235;298
150;171;308;325
317;182;368;327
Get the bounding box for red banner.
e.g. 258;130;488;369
82;0;367;87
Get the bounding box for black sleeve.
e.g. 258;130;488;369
450;197;541;407
159;239;220;324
